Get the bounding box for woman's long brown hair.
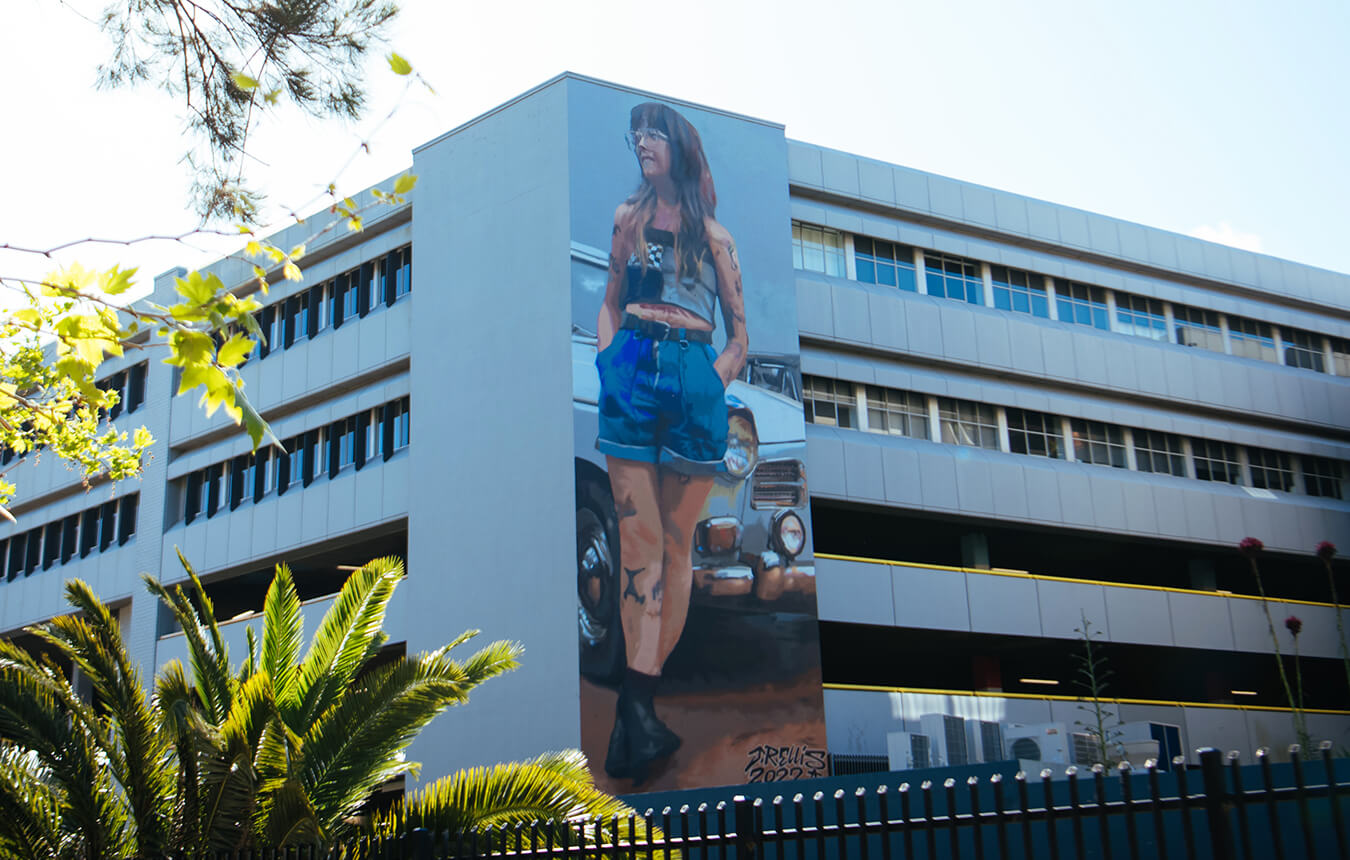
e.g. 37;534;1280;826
625;102;717;281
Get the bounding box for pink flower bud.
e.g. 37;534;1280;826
1285;615;1303;637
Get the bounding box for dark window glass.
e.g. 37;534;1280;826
99;502;117;551
923;253;982;304
1055;281;1109;330
118;495;138;545
61;515;79;563
1007;409;1064;459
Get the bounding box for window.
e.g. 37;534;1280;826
1133;430;1187;477
1174;305;1225;353
1006;408;1063;459
1248;448;1294;492
803;377;855;428
99;501;117;552
791;222;846;277
1332;338;1350;377
42;522;61;570
1070;420;1126;468
1303;456;1345;500
1192;439;1241;484
80;507;100;557
311;285;328;335
60;515;79;563
367;408;385;461
1114;294;1167;341
923;253;982;304
207;464;227;517
8;533;25;580
1228;316;1276;363
392;397;411;450
390;245;413;300
938;399;999;450
235;455;256;509
864;386;928;439
1281;328;1325;372
854;238;916;292
990;266;1049;318
258;449;276;498
342;276;361;319
337;417;358;471
117;495;138;545
1055;281;1109;330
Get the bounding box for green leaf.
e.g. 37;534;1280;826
174;271;218;306
387;52;412;75
232;71;259;91
393;173;417;195
165;330;215;367
99;266;137;296
216;333;254;368
12;308;40;327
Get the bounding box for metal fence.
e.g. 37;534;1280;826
188;743;1348;859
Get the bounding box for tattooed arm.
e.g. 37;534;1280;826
707;217;749;386
598;203;636;352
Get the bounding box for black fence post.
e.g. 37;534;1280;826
736;795;763;860
1199;748;1235;860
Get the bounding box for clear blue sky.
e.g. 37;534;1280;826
3;0;1347;288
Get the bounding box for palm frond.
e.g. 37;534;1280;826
261;563;304;716
294;557;403;730
375;750;640;843
39;580;175;855
199;672;277;853
144;572;234;726
0;639;131;858
254;775;324;847
0;743;66;860
299;638;520;834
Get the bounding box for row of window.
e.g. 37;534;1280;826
181;397;410;523
792;222;1349;375
0;362;150;467
803;375;1348;500
248;245;411;361
0;494;138;581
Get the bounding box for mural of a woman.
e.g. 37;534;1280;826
594;102;749;781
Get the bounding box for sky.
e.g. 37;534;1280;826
2;0;1347;293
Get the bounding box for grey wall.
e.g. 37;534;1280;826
816;556;1346;660
787;141;1350;316
405;77;580;778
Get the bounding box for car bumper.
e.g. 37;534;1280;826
692;552;815;602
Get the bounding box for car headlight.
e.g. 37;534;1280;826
723;412;759;478
772;510;806;559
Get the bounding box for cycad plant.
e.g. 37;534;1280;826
0;554;637;858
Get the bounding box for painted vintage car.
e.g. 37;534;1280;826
571;242;815;681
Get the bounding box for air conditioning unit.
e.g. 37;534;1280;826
1119;721;1183;769
966;720;1006;763
886;731;932;771
1004;723;1079;764
920;714;970;767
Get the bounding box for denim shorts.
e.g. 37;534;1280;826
595;328;728;473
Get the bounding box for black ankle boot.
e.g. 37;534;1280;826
603;671;681;781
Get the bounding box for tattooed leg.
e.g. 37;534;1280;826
656;469;715;666
607;457;665;675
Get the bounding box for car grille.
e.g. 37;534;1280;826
752;459;806;508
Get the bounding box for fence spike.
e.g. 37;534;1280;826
1320;741;1348;860
734;795;761;860
834;789;849;860
1290;744;1318;859
791;795;805;860
1093;763;1113;860
1041;769;1060;860
1119;760;1140;860
1067;765;1086;860
877;786;893;860
812;793;826;860
1199;748;1236;860
856;787;870;860
943;779;958;860
771;797;785;860
965;776;983;860
718;801;730;860
1175;755;1199;860
699;804;710;860
1226;751;1253;860
921;781;936;860
989;773;1009;860
1257;747;1286;860
1016;771;1034;860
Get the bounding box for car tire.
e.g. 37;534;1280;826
577;479;625;684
